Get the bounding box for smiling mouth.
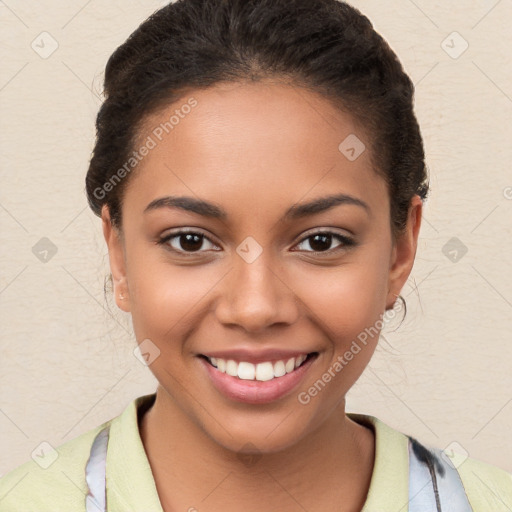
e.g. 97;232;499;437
200;353;318;382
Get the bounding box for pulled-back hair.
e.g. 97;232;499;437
86;0;429;244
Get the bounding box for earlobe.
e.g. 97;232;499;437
101;205;131;313
385;195;423;310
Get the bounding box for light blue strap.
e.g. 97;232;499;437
409;441;439;511
85;424;111;512
408;437;474;512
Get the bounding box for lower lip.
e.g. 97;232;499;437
200;356;316;404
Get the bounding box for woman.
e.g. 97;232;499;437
0;0;510;510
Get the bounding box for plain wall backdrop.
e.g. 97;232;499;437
0;0;511;477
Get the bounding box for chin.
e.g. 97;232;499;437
194;398;335;457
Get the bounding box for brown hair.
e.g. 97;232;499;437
86;0;429;317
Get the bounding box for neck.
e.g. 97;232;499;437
139;387;375;512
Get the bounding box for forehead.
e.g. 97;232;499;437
125;81;388;220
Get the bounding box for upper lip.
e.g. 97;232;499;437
199;348;318;364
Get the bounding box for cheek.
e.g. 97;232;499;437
126;249;221;342
289;258;390;408
291;255;390;340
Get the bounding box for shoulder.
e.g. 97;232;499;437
351;412;512;512
0;420;111;511
408;433;512;511
456;452;512;511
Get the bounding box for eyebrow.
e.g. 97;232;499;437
144;193;370;220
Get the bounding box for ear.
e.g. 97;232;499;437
101;205;131;312
385;195;423;310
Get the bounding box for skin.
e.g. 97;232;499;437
102;80;422;511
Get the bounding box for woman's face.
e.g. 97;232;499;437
103;81;421;453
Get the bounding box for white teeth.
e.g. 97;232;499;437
295;354;307;368
226;359;238;377
273;360;286;377
237;361;255;380
217;358;226;372
285;358;295;373
255;362;274;381
207;354;310;381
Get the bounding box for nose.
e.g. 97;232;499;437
214;251;300;334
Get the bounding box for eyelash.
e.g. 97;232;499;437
157;228;356;257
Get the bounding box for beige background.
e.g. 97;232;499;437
0;0;511;477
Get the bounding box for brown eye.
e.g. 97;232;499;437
293;231;355;254
159;230;220;254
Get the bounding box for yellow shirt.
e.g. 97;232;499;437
0;393;511;511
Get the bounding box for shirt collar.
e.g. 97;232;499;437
348;411;410;511
106;394;410;511
107;393;163;512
